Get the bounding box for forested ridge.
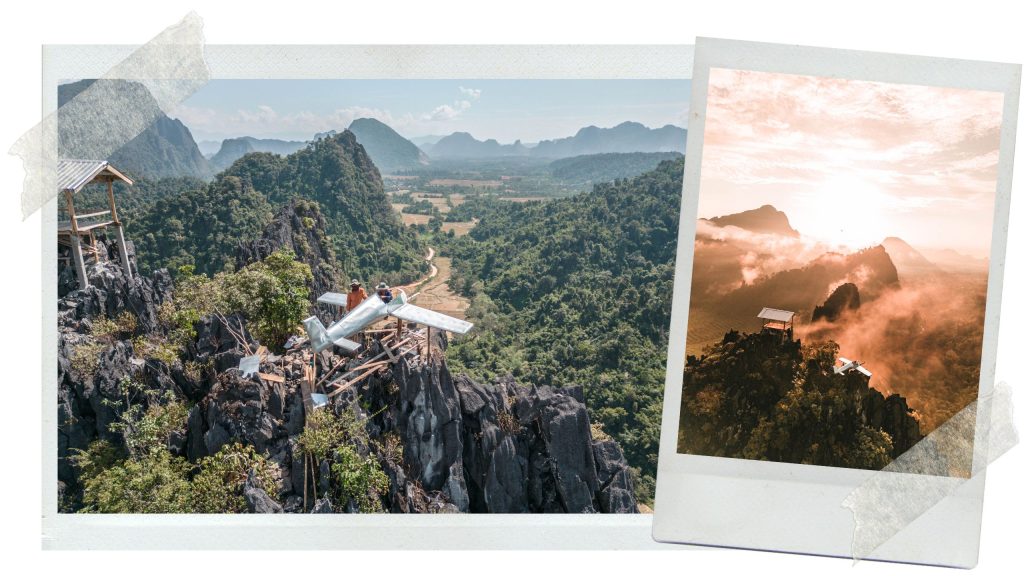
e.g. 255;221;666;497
678;331;923;471
128;132;427;285
444;158;685;497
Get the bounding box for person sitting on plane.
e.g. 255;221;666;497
377;281;393;304
346;279;368;314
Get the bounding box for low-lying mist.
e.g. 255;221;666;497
800;273;988;433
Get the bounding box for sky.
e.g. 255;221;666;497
696;68;1005;257
171;79;690;144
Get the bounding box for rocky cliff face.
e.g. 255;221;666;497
236;198;341;303
812;282;861;323
57;254;177;493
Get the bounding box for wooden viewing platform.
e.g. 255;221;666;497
57;159;134;289
758;307;796;341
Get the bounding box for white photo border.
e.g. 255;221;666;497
41;44;697;550
652;37;1020;567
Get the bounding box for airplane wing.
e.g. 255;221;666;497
856;366;873;377
391;303;474;334
323;293;389;339
838;357;852;365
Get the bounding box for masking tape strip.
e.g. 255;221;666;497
843;381;1018;561
9;12;208;219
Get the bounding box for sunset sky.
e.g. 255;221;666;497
697;68;1004;257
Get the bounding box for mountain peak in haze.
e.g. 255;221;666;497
430;131;527;158
209;136;307;172
881;236;940;277
58;79;211;180
533;121;686;158
707;205;800;238
347;117;429;173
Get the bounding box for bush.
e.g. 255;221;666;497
221;250;312;350
104;377;188;458
70;341;107;380
331;446;389;513
91;311;138;342
167;250;312;352
192;442;280;513
78;447;194;513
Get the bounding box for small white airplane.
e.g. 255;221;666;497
834;356;872;377
302;288;473;354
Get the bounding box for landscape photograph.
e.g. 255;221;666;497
677;68;1003;476
55;78;689;513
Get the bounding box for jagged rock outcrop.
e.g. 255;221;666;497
244;470;284;513
812;282;861;323
235;198;342;303
58;254;173;333
57;249;639;513
384;351;638;513
57;246;179;488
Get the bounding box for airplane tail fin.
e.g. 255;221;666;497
302;316;331;353
302;316;362;354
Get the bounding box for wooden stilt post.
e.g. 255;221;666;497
107;178;133;280
427;326;431;363
64;191;89;289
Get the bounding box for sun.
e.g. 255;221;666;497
795;174;894;250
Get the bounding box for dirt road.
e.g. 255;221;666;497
398;247;470;320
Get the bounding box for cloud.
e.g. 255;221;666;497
421;96;474;122
699;68;1004;255
173;103;410;140
174;86;484;140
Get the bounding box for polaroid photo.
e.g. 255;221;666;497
39;37;696;548
653;38;1020;566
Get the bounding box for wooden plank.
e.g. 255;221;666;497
300;367;315;415
107;179;119;224
258;372;285;383
75;209;112;220
383;342;397;363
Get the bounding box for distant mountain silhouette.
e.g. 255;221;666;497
209;137;307;172
430;132;529;158
531;121;686;158
919;247;989;274
58;79;211;180
347;118;429;173
706;205;800;238
427;122;686;159
881;237;941;277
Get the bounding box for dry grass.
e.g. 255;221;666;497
400;213;432;226
499;197;544;203
441;220;477;237
409;256;469;320
429;179;502;188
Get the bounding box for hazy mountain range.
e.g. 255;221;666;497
428;121;686;159
58;79;685;179
208;137;307;172
687;204;988;354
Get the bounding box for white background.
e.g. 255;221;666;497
1;1;1020;574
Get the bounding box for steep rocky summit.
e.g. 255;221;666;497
57;249;638;513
